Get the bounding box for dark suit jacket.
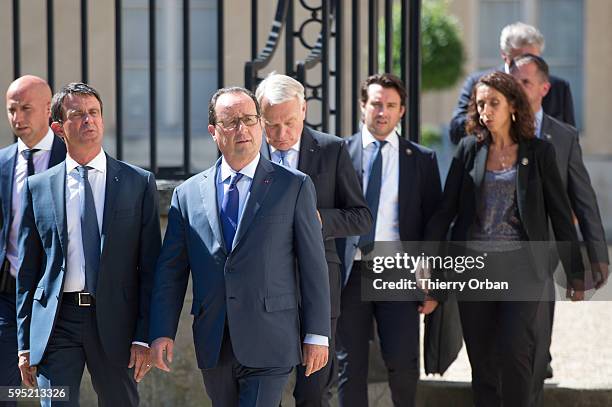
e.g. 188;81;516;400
16;155;161;366
449;66;575;144
337;131;442;285
425;136;584;281
0;135;66;266
149;157;331;369
261;127;373;317
540;114;608;264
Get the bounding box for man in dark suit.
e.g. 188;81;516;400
511;54;608;406
16;82;161;406
255;73;372;407
336;73;442;407
1;75;65;406
450;21;575;144
149;87;331;407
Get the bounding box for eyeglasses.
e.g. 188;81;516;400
215;114;260;131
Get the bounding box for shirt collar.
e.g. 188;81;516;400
66;148;107;174
219;153;260;183
269;138;302;155
17;127;55;153
535;108;544;138
361;125;399;150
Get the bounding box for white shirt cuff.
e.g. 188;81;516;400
132;341;149;348
18;350;30;356
303;334;329;347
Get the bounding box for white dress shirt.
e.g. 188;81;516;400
269;139;301;169
355;127;400;260
7;128;55;277
63;150;106;293
217;153;328;347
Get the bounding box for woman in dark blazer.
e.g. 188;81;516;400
426;72;584;407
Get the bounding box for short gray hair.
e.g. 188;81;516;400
255;73;305;106
499;22;545;55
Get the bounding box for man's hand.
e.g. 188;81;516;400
591;262;609;290
302;343;328;377
566;278;585;302
18;352;37;387
418;297;438;315
151;337;174;372
128;344;152;382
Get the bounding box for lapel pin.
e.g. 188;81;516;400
521;158;529;166
405;148;413;155
545;134;552;140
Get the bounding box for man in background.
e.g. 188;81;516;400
449;21;575;144
1;76;66;406
257;73;372;407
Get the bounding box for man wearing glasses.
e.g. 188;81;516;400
149;87;331;406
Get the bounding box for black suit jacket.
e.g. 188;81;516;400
449;66;575;144
540;114;608;264
425;136;584;281
261;127;372;317
0;135;66;265
337;131;442;285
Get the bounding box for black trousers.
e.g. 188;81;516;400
292;262;341;407
459;300;543;407
36;301;139;407
336;262;420;407
0;291;19;407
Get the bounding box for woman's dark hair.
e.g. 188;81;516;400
466;71;534;143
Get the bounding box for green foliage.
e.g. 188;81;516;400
380;0;465;91
420;124;443;147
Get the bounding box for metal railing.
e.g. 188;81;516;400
7;0;421;179
244;0;421;141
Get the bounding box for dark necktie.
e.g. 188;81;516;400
77;166;101;296
22;149;40;176
221;173;244;252
358;140;387;251
278;150;289;167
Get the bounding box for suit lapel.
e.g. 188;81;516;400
233;159;274;250
472;142;488;199
100;155;122;258
398;137;416;228
515;140;531;224
347;132;363;189
49;165;68;256
199;163;226;254
298;128;319;175
540;115;554;142
1;145;17;239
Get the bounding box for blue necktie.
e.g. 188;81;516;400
278;150;289;167
221;173;244;252
22;149;40;176
358;140;387;251
77;166;100;296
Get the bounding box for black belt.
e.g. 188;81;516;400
63;292;95;306
0;260;16;294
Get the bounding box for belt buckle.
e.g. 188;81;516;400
78;292;92;307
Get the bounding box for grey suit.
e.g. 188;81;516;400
531;115;608;406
